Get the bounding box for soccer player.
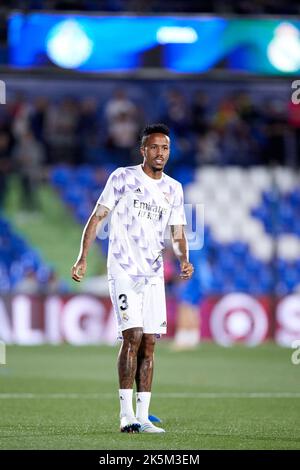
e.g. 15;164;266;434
71;123;194;433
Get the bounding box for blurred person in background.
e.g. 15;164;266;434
13;130;45;212
46;96;79;164
173;247;212;350
191;89;210;136
195;128;221;166
263;99;288;166
14;267;39;295
11;92;32;139
288;97;300;168
105;89;142;166
105;88;138;124
106;111;141;166
77;97;100;165
0;130;13;210
30;96;50;162
39;267;70;295
160;88;190;138
162;245;178;295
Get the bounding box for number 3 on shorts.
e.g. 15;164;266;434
118;294;128;311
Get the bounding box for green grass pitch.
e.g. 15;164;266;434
0;342;299;450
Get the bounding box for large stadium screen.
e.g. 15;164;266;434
8;12;300;74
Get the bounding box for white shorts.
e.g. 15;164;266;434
108;276;167;337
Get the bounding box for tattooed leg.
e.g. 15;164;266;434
118;328;143;389
135;334;156;392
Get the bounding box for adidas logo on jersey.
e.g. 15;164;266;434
134;187;142;193
160;321;167;327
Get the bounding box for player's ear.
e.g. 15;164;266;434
140;146;145;158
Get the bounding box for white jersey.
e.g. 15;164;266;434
97;164;186;281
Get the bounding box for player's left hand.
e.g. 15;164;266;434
180;261;194;280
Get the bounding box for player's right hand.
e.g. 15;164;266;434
71;259;87;282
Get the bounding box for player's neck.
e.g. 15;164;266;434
141;163;163;180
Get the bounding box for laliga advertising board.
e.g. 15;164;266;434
0;294;299;347
0;295;117;346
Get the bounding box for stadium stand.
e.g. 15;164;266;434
0;215;56;293
185;166;300;296
48;163;300;297
1;78;299;296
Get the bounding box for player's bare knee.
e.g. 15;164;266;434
122;328;143;352
139;334;156;358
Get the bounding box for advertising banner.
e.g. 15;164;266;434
0;293;299;346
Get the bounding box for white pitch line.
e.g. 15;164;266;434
0;392;300;399
157;392;300;398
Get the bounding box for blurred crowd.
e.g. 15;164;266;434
3;0;300;14
0;85;298;209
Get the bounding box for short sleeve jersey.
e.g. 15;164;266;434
97;165;186;280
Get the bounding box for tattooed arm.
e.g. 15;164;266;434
170;225;194;281
71;204;110;282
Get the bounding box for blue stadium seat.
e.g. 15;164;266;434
289;188;300;207
62;185;85;207
10;261;27;286
172;166;195;186
230;242;249;260
0;216;55;291
245;256;264;275
75;165;95;187
76;202;93;224
50;166;74;188
36;265;52;284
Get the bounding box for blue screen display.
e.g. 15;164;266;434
8;13;300;74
